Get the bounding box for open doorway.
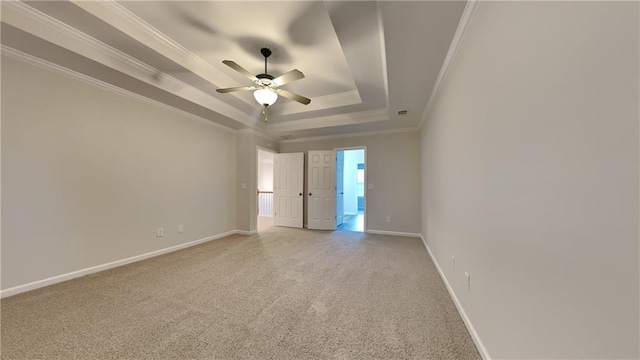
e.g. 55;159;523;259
257;148;275;232
335;148;365;232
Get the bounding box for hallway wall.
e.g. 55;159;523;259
280;131;420;234
421;2;639;359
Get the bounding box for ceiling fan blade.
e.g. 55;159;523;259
276;89;311;105
216;86;255;93
222;60;258;81
272;69;305;86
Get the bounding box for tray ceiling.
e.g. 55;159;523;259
2;1;467;140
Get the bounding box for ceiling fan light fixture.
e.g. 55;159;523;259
253;88;278;106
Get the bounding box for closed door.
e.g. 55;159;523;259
274;152;304;228
336;150;344;227
307;150;335;230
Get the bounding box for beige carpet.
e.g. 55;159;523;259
1;225;481;359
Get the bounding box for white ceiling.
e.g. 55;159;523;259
1;1;467;141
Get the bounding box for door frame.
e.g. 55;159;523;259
256;145;277;232
334;146;367;232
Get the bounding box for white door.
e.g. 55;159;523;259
307;150;335;230
274;152;304;228
336;150;344;227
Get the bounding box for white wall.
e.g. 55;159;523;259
421;2;639;359
2;55;238;290
342;149;364;215
280;131;421;233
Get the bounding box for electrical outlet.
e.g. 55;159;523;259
386;216;391;223
156;228;164;237
451;256;456;271
178;224;184;233
465;272;470;292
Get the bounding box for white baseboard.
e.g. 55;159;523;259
419;235;491;360
366;229;421;237
0;230;245;299
235;230;257;236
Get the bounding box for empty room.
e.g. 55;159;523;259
1;1;638;359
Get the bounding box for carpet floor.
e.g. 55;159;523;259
1;226;481;359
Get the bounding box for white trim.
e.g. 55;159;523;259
334;146;368;234
375;2;390;109
279;127;420;144
269;108;390;134
418;0;480;129
2;1;257;127
235;230;257;236
0;45;237;135
0;230;250;299
276;90;362;116
238;128;280;143
420;235;491;360
366;229;421;238
2;1;156;76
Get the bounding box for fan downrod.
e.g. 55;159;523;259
258;48;273;81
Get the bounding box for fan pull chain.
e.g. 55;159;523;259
262;106;269;123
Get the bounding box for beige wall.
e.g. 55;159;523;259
280;131;421;233
421;2;639;359
2;56;237;289
235;131;278;232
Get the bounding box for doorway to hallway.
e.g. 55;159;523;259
257;148;275;232
335;148;365;232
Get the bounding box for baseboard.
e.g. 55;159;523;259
235;230;257;236
366;229;421;237
0;230;245;299
419;235;491;360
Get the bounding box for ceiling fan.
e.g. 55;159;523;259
216;48;311;121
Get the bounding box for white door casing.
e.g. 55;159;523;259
274;152;304;228
307;150;335;230
336;150;344;227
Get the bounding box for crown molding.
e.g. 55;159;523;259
275;90;362;116
237;128;281;143
375;1;390;109
58;1;370;123
1;45;238;135
2;0;261;128
279;126;420;144
418;0;480;130
2;1;155;75
69;0;256;108
269;108;389;133
96;1;365;118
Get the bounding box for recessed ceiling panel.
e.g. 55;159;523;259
119;1;358;99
